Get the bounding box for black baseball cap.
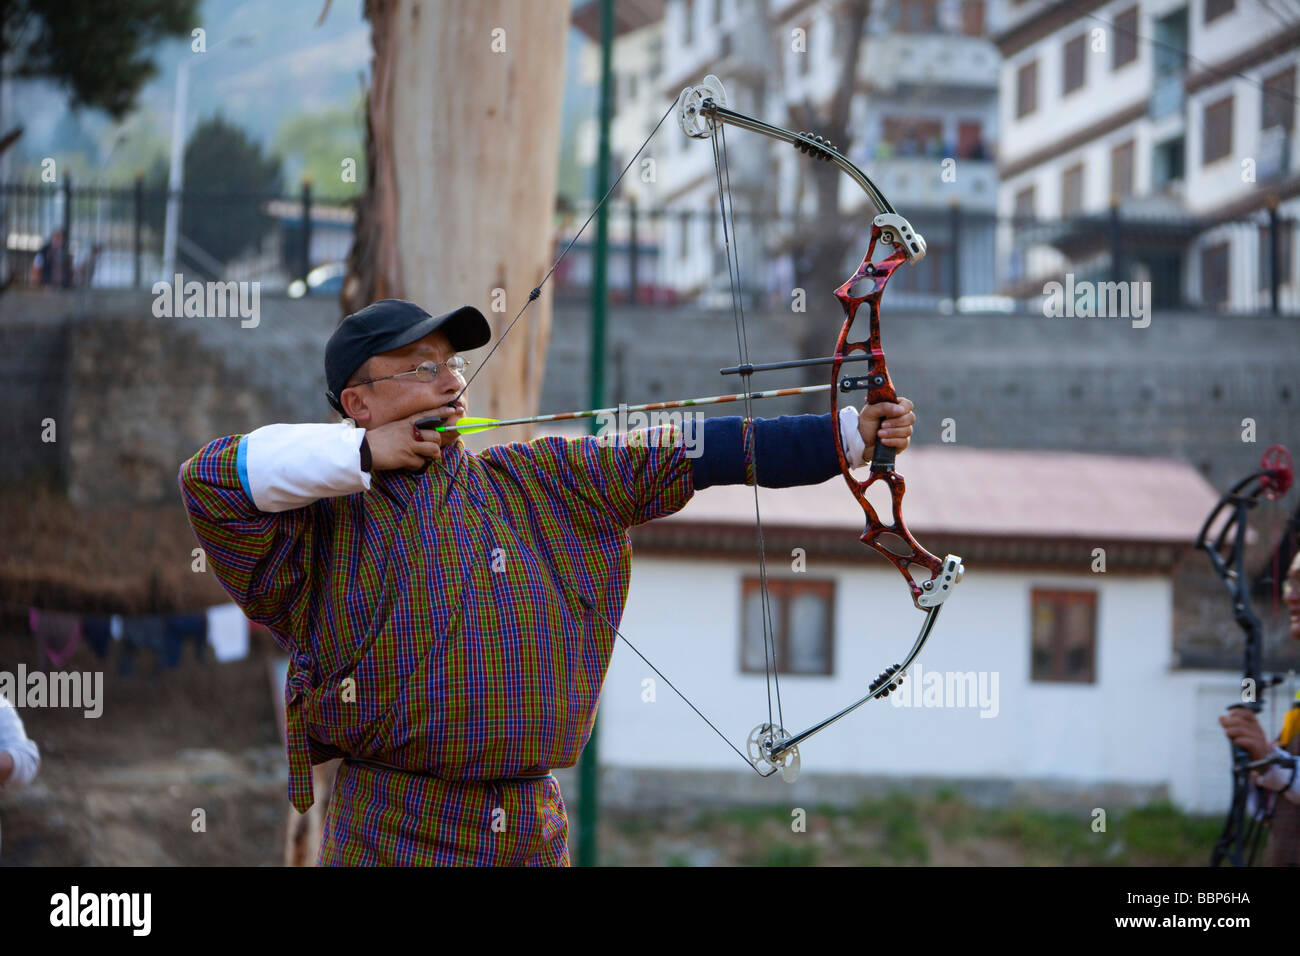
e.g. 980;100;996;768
324;299;491;414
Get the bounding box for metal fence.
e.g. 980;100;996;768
546;202;1300;316
2;178;355;294
4;180;1297;315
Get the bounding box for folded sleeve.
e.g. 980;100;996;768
176;422;369;641
1256;747;1300;804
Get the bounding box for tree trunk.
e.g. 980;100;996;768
788;0;873;412
346;0;569;428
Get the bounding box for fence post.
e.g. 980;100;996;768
299;179;312;282
1268;200;1280;316
1108;199;1122;285
628;199;638;305
61;173;73;288
948;200;961;307
133;175;144;289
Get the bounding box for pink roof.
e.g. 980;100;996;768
665;446;1223;544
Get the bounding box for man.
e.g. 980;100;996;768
1219;548;1300;866
31;229;70;288
178;298;918;865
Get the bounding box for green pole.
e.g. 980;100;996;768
576;0;615;869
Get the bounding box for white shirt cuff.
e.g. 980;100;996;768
839;405;868;468
240;422;372;512
1256;746;1300;801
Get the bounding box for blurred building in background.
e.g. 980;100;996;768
569;0;1005;311
997;0;1299;311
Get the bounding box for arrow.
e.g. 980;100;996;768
424;383;833;434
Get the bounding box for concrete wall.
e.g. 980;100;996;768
3;289;1297;503
0;289;343;504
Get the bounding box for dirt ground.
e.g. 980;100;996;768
0;629;290;866
0;624;1222;867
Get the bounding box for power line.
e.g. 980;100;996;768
1085;10;1300;105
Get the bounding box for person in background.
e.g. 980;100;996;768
31;228;71;287
0;693;42;855
1219;548;1300;866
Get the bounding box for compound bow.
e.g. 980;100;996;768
671;76;963;778
1197;443;1294;865
429;75;963;780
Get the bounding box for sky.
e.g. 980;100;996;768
9;0;594;197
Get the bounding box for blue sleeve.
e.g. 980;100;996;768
689;414;841;490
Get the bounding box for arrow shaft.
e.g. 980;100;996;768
441;384;832;432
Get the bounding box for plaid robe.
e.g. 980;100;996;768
179;425;700;865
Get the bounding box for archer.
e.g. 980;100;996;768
177;297;920;866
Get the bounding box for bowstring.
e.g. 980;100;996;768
709;119;784;736
421;95;770;776
448;99;678;410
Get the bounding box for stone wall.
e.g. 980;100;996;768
3;288;1297;502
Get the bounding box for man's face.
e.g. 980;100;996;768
339;330;467;436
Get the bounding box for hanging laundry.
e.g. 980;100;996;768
164;613;207;667
206;604;249;663
82;617;113;659
118;615;168;676
27;608;82;670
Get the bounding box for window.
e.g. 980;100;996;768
1153;136;1185;187
1014;185;1036;219
1205;0;1233;22
900;0;939;32
957;120;986;159
1258;222;1294;289
1017;60;1038;118
1263;67;1296;132
1030;590;1097;683
740;578;834;676
1063;33;1086;95
1202;94;1233;164
961;0;986;36
1061;162;1084;216
1201;241;1229;308
1110;140;1135;202
683;0;694;44
1113;7;1138;69
883;116;945;156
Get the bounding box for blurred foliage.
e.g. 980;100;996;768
1;0;199;122
600;792;1228;867
143;113;282;272
272;93;366;200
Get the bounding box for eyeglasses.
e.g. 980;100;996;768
348;356;471;389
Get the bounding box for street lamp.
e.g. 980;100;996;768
161;33;258;281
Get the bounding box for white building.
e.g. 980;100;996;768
570;0;1006;308
590;444;1253;815
996;0;1299;311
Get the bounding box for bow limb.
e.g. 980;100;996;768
1200;444;1294;866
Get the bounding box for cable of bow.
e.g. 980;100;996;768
1198;443;1294;866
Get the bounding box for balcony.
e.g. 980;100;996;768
861;33;999;92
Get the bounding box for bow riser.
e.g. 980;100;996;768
831;225;949;608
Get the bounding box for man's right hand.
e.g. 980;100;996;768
366;410;448;472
